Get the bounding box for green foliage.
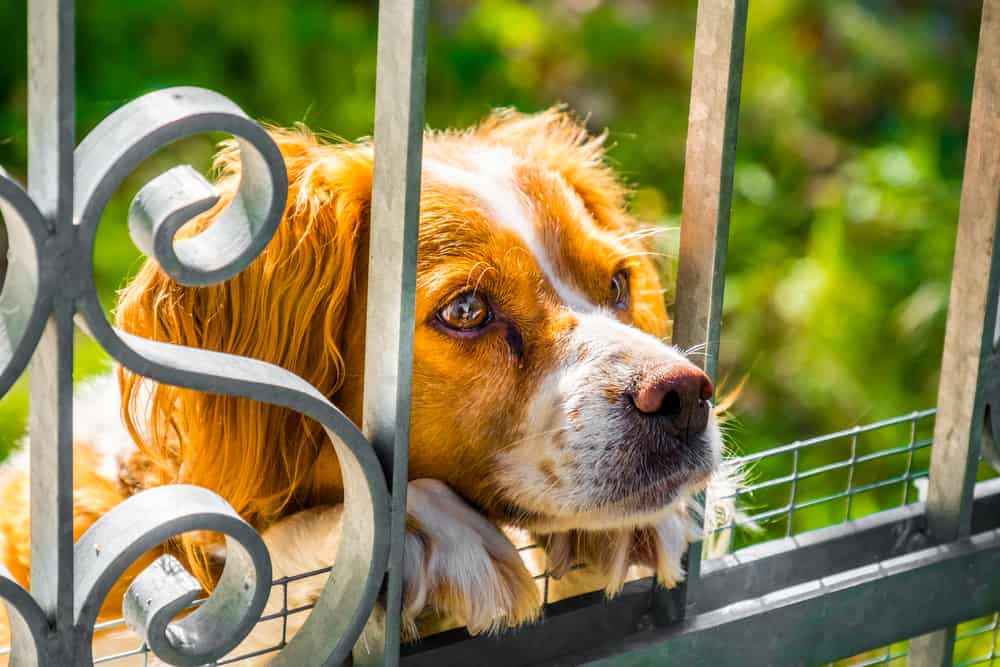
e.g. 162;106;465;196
0;0;983;492
0;1;993;655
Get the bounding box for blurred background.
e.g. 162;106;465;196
0;0;996;661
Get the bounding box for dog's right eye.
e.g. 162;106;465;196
437;291;492;331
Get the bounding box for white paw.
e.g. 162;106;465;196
401;479;541;638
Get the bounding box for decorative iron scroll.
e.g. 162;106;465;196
0;85;390;665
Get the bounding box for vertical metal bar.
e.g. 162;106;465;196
0;217;7;289
656;0;747;623
923;0;1000;547
989;612;1000;661
903;417;917;505
787;447;800;537
845;431;859;521
281;581;289;647
27;0;75;648
671;0;747;383
726;498;737;554
355;2;428;666
910;2;1000;664
911;628;958;667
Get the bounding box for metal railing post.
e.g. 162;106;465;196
656;0;747;624
910;1;1000;664
27;0;75;660
355;2;429;665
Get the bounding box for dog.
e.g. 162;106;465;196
0;108;737;659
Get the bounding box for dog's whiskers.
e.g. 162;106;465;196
613;226;677;244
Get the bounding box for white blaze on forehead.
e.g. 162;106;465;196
424;149;595;311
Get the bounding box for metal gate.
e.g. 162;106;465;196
0;1;998;665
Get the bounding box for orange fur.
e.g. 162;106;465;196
0;442;157;642
116;129;375;586
111;109;666;589
0;108;708;652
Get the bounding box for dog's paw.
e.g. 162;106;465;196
539;506;697;597
627;511;695;589
401;479;541;638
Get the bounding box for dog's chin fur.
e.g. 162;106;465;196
0;108;742;660
488;459;713;535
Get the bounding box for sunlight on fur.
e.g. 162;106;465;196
0;108;747;662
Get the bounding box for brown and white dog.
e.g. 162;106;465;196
0;108;737;655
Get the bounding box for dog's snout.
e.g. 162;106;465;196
631;366;713;432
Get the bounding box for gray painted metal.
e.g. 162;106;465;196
27;4;76;663
578;526;1000;667
665;0;747;626
355;3;428;666
1;3;393;663
86;487;271;666
400;480;1000;667
73;86;389;667
672;0;747;383
911;1;1000;663
922;0;1000;552
698;477;1000;612
2;0;998;665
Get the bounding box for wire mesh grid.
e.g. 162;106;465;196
819;611;1000;667
708;408;940;555
3;408;998;665
954;612;1000;667
22;566;336;666
828;643;909;667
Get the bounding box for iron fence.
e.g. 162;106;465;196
0;0;999;665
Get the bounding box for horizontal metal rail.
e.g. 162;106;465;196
1;0;997;664
710;408;936;555
731;409;937;465
733;437;932;486
577;525;1000;666
400;479;1000;667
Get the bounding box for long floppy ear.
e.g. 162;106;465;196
115;128;374;581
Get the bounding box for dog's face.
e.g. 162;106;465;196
405;113;722;533
116;108;721;537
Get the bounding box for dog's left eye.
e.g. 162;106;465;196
610;269;630;310
437;291;492;331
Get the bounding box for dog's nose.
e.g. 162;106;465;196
631;366;713;432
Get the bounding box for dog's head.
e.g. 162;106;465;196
117;108;721;538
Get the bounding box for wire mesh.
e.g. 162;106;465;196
820;611;1000;667
954;612;1000;667
829;643;909;667
3;409;998;665
54;566;335;666
709;408;939;554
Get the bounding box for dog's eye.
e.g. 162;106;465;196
437;291;492;330
610;270;630;310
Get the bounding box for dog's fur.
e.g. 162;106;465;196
0;109;736;657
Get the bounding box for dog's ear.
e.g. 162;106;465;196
476;107;631;233
116;128;374;577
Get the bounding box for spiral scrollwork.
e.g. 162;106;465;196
74;485;272;666
0;564;49;666
0;169;54;667
0;169;51;399
0;86;391;665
